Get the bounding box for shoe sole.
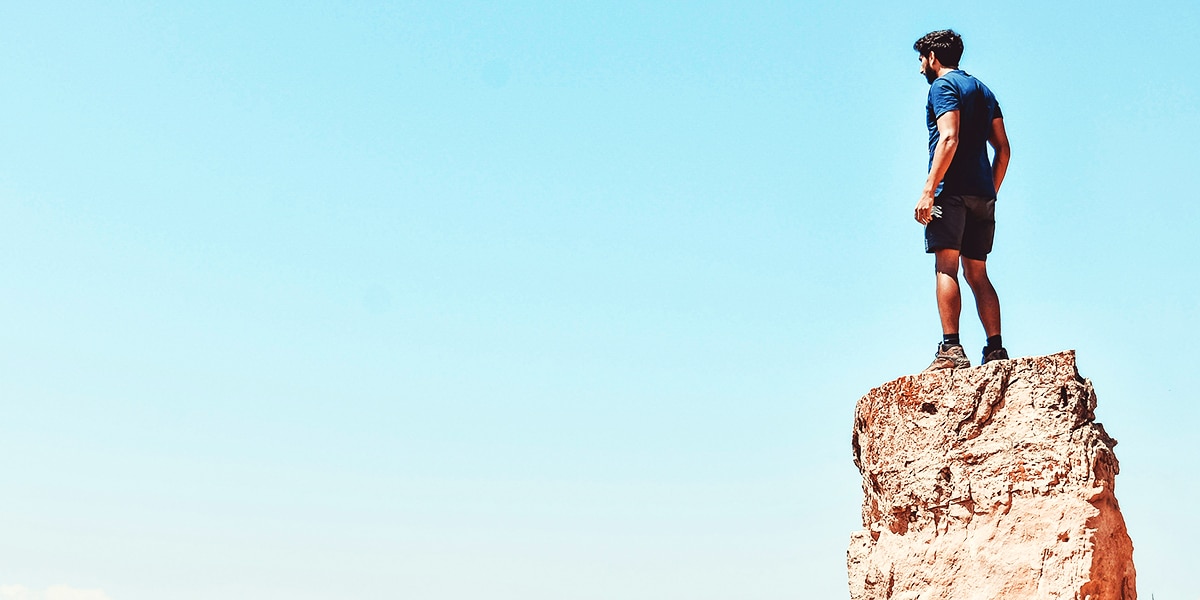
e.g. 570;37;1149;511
924;357;971;372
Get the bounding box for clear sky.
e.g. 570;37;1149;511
1;2;1196;599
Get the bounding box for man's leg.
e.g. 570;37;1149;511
934;248;962;336
962;257;1001;337
923;247;971;371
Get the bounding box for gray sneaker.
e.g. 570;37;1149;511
924;343;971;372
982;346;1009;364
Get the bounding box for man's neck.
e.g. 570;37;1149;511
936;66;957;77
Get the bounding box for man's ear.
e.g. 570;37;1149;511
927;51;939;69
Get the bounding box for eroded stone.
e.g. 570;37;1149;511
847;351;1136;600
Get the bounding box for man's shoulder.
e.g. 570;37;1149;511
930;71;977;96
958;71;996;92
928;76;958;99
939;70;978;87
946;71;1000;104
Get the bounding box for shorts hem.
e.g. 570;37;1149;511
925;244;960;254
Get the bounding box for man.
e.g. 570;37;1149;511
913;29;1011;371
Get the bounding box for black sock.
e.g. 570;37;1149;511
986;335;1003;349
942;333;960;346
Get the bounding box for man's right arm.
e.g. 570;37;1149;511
989;117;1011;193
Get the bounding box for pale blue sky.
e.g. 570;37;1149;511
1;2;1197;599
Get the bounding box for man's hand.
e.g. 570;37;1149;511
915;193;936;225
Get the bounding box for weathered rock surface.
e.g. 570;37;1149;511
847;351;1136;600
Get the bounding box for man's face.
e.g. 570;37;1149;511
919;53;938;84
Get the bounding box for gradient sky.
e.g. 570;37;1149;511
1;2;1197;599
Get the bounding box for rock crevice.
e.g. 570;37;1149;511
847;351;1136;600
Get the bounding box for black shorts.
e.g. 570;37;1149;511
924;194;996;260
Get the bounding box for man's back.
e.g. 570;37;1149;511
926;70;1002;197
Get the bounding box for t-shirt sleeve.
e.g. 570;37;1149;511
993;102;1004;120
929;79;960;119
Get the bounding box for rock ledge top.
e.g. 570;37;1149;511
847;351;1136;600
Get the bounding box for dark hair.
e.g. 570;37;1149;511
914;29;963;67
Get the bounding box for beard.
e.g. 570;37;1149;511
923;65;938;84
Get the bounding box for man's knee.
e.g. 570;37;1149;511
933;249;960;277
936;265;959;279
962;259;990;288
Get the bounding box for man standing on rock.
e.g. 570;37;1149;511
913;29;1011;371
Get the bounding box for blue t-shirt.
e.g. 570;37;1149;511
927;70;1003;197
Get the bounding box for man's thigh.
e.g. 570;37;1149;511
925;195;967;253
960;196;996;260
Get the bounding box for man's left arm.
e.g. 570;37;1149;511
988;117;1011;193
915;110;960;225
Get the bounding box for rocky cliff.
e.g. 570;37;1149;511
847;351;1136;599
